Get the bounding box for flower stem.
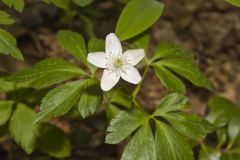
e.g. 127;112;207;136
132;65;150;106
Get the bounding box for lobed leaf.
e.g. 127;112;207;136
0;10;15;25
78;79;103;118
9;104;41;154
2;0;24;12
34;80;85;123
0;29;23;60
0;101;13;126
7;58;85;89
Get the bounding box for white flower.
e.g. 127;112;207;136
87;33;144;91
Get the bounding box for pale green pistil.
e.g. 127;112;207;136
114;58;123;68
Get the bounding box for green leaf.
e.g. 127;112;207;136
0;10;15;25
57;30;87;65
129;33;150;53
155;121;194;160
106;104;121;121
116;0;164;41
199;145;221;160
226;0;240;7
105;110;149;144
164;112;215;141
0;101;13;126
121;124;156;160
36;125;71;158
72;0;93;7
88;38;105;53
153;42;194;60
228;116;240;146
2;0;24;12
0;29;23;60
34;80;85;123
78;79;103;118
43;0;69;10
7;58;85;89
107;88;132;109
220;149;240;160
153;93;191;116
207;96;240;127
9;104;40;154
154;58;213;90
154;65;186;93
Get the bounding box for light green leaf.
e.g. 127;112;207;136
7;58;85;89
105;110;149;144
9;104;40;154
78;79;103;118
0;10;15;25
0;29;23;60
57;30;87;65
116;0;164;41
34;80;85;123
154;65;186;93
207;96;240;127
2;0;24;12
72;0;93;7
226;0;240;7
164;112;215;141
154;58;213;90
36;125;71;158
155;121;194;160
0;101;13;125
121;124;156;160
153;93;191;116
220;150;240;160
153;42;194;60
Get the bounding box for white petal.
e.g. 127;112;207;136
101;69;120;91
87;52;107;68
121;66;141;84
123;49;145;66
106;33;122;56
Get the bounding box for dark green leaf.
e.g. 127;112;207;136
154;58;213;90
88;38;105;53
164;112;215;141
153;93;191;116
0;10;15;25
129;33;150;53
57;30;87;65
9;104;40;154
105;110;149;144
207;96;240;127
2;0;24;12
228;116;240;146
78;79;103;118
7;58;85;89
34;80;85;123
153;42;194;60
106;104;121;121
43;0;69;10
155;121;194;160
107;88;132;109
0;29;23;60
116;0;164;40
121;124;156;160
0;101;13;125
36;125;71;158
154;65;186;93
72;0;93;7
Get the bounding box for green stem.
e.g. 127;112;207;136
132;65;150;106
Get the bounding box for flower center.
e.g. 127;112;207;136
114;58;123;68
